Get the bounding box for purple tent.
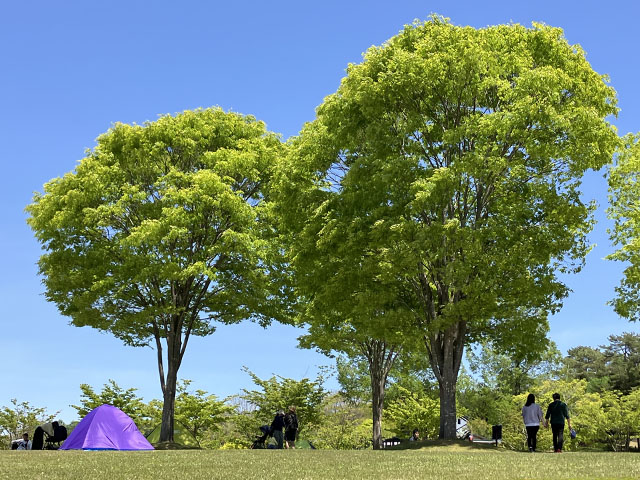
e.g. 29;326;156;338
60;404;154;450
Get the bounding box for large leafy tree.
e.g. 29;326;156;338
278;17;619;438
607;134;640;321
27;108;290;442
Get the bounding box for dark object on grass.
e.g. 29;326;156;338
45;421;68;449
32;426;45;450
382;437;402;448
251;425;272;449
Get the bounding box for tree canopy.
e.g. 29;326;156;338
277;17;619;438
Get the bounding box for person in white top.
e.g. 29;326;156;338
17;433;32;450
521;393;546;452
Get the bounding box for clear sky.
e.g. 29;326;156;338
1;0;638;423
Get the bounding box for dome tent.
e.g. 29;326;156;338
60;404;153;450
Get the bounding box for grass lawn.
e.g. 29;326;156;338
2;442;639;480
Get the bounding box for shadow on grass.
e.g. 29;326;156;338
385;439;502;452
151;441;201;450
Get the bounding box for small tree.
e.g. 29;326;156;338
71;379;151;429
173;379;233;443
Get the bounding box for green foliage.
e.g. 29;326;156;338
27;107;288;347
335;355;371;406
173;380;234;446
277;16;620;438
0;399;58;449
71;380;155;432
563;345;609;392
607;134;640;321
312;417;373;450
385;386;440;440
562;333;640;393
602;333;640;394
458;385;513;428
309;393;373;449
467;340;562;395
233;368;327;443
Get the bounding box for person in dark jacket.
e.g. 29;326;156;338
284;406;299;449
270;410;285;449
31;426;45;450
545;393;572;453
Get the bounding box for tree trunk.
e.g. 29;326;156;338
437;369;458;439
363;339;397;450
425;320;466;440
159;325;182;443
371;368;385;450
159;370;176;443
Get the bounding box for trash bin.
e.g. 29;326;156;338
492;425;502;443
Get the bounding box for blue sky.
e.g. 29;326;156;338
1;1;638;423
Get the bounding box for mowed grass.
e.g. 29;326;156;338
2;444;640;480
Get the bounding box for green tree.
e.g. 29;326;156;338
310;393;372;449
602;333;640;393
299;325;401;449
233;368;327;443
173;379;233;443
563;345;609;392
71;379;152;431
277;17;619;439
562;333;640;394
468;338;562;395
607;134;640;321
26;108;290;442
385;385;440;440
0;399;58;449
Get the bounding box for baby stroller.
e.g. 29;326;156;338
250;425;271;449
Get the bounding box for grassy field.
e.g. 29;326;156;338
2;444;640;480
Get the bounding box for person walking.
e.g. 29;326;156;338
284;406;299;449
545;393;572;453
521;393;545;452
270;410;286;449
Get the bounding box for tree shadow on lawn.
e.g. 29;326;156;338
385;439;504;452
151;441;201;450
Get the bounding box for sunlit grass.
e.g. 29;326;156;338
2;445;640;480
